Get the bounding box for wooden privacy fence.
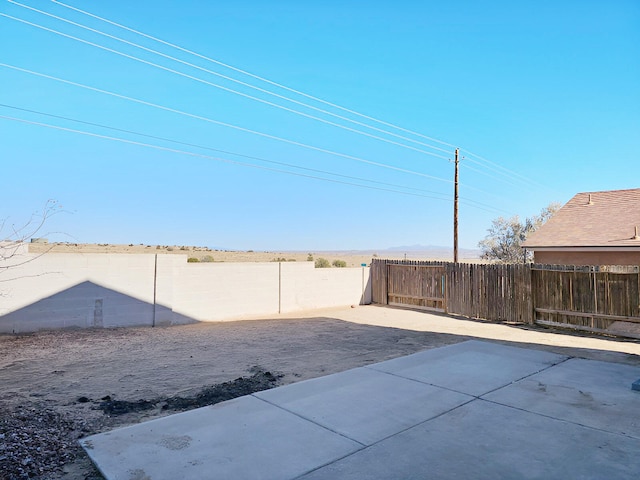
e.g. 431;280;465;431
447;262;532;324
386;263;446;312
532;264;640;336
371;259;640;338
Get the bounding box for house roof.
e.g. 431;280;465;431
522;188;640;248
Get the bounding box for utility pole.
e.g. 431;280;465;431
453;148;459;263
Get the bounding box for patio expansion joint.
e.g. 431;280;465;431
362;365;478;398
253;368;482;480
478;397;640;441
291;395;479;480
362;353;575;404
475;355;574;399
476;356;640;441
249;394;368;448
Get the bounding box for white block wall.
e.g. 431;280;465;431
0;253;158;332
0;251;371;333
280;262;370;313
171;262;281;321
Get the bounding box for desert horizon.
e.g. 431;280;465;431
28;241;482;267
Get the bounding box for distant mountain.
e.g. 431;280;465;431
383;244;480;258
385;244;448;252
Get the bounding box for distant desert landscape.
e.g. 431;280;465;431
28;242;480;266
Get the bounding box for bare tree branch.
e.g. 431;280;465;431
0;199;65;267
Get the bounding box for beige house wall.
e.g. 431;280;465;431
533;250;640;266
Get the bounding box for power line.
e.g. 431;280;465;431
0;62;456;185
0;102;505;214
0;113;464;204
47;0;543;189
0;62;505;201
460;147;549;191
9;0;454;159
0;103;451;199
3;7;450;160
51;0;458;150
460;162;518;186
3;4;544;193
0;110;507;214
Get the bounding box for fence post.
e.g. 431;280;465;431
152;253;158;327
527;264;533;325
278;262;282;314
444;263;449;314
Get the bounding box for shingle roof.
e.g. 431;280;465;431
522;188;640;248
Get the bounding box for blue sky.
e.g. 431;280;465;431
1;0;639;251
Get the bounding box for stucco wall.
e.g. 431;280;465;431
0;252;371;333
534;250;640;266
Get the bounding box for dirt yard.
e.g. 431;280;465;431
1;306;639;480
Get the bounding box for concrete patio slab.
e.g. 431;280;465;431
255;366;473;445
299;399;640;480
81;340;639;480
81;395;362;480
484;357;640;438
368;339;569;396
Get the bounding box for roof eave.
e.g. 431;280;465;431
523;245;640;251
